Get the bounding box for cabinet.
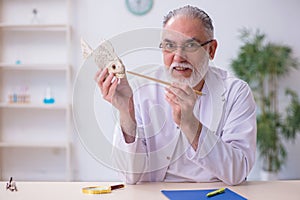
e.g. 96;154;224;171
0;0;72;181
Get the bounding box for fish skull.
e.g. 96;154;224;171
107;59;125;78
93;40;126;78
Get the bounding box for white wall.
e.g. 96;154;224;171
71;0;300;181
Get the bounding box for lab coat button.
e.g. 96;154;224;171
221;94;225;101
166;156;171;160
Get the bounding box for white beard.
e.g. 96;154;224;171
165;59;209;88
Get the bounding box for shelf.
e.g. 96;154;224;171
0;0;72;181
0;63;69;71
0;23;70;31
0;102;69;110
0;141;67;148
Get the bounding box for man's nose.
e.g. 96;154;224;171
173;48;187;62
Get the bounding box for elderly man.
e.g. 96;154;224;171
95;5;256;185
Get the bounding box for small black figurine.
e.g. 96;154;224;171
6;177;18;192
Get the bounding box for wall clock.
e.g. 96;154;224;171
126;0;153;16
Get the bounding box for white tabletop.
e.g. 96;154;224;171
1;180;300;199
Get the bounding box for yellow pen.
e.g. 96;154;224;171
206;188;225;197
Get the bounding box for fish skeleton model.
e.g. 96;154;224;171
81;38;126;78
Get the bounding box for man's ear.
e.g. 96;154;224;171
209;39;218;59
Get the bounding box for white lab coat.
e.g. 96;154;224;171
112;66;257;185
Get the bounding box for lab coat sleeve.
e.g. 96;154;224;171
187;82;257;185
111;124;149;184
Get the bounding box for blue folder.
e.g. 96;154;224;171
161;188;247;200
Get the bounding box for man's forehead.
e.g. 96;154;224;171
161;29;200;43
162;16;208;41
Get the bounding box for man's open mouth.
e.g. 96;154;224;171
173;66;191;71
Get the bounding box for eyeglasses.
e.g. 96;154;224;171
159;39;214;53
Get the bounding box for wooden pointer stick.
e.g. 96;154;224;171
126;70;203;96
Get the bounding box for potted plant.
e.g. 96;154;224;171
231;29;300;179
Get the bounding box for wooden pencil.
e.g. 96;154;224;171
126;70;203;96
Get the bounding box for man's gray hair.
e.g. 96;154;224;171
163;5;214;38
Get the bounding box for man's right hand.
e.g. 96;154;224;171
95;68;133;113
95;68;137;143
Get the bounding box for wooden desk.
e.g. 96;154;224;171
1;180;300;199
